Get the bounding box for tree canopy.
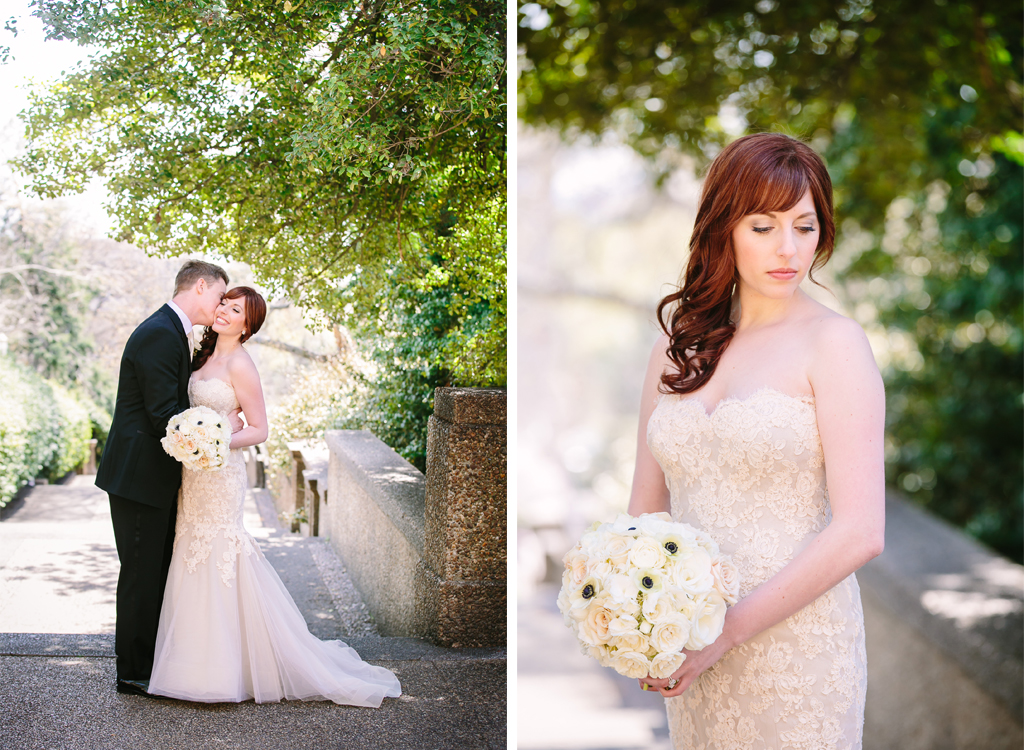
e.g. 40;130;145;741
519;0;1023;561
12;0;506;463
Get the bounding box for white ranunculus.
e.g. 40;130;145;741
649;614;691;654
608;650;652;679
639;620;653;635
694;530;720;557
604;573;640;605
687;591;727;649
627;536;666;569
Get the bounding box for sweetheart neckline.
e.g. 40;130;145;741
661;385;815;420
190;374;233;390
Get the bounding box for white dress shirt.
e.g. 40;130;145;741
167;299;194;358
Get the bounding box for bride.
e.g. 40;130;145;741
629;133;885;748
148;285;401;706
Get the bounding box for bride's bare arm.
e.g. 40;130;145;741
648;316;885;696
227;355;269;450
627;334;673;516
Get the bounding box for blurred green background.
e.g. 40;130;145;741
518;0;1022;563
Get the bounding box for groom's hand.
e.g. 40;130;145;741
228;408;245;434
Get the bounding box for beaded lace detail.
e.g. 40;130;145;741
174;375;257;587
648;387;867;750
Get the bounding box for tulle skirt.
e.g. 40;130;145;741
149;525;402;706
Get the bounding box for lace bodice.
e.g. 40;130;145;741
189;375;240;416
648;387;829;598
648;387;867;749
175;373;253;587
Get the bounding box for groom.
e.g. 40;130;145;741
96;260;240;696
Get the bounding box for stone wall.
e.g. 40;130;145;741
859;491;1023;748
418;388;507;647
323;387;506;647
323;430;426;637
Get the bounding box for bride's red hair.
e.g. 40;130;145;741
657;133;835;395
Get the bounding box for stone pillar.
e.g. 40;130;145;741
416;387;506;648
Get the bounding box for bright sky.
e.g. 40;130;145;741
0;2;110;232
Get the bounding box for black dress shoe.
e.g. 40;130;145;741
116;679;162;698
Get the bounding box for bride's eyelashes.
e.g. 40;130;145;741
751;226;817;234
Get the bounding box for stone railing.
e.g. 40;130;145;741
317;387;506;648
858;490;1023;749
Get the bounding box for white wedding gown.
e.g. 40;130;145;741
148;375;402;705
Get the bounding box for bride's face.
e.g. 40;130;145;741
731;188;819;300
212;296;247;339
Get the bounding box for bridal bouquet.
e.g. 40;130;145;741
557;512;740;680
160;406;231;472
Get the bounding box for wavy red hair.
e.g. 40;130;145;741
657;133;835;395
192;286;268;372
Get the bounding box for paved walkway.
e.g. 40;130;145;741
518;583;671;750
0;475;505;749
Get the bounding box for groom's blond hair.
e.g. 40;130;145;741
174;260;229;295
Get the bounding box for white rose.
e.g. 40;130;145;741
610;631;650;654
563;547;590;586
602;534;634;567
668;547;715;595
649;651;686;679
711;555;740;605
578;606;615;646
607;614;639;638
608;650;652;679
628;536;667;569
687;591;727;649
649;614;691;654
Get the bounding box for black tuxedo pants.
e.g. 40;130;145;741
108;493;177;681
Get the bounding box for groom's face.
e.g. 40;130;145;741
195;278;228;327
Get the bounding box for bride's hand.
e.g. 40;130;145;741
638;638;731;697
228;408;245;434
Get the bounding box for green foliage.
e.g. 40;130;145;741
0;202;115;444
17;0;506;460
519;0;1023;560
0;356;93;506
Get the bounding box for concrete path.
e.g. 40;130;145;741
517;583;671;750
0;475;505;749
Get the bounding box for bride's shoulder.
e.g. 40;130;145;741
225;348;260;382
800;307;880;387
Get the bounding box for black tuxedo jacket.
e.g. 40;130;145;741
96;304;191;509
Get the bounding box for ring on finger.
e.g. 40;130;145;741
666;678;679;690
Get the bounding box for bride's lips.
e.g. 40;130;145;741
215;316;229;326
768;267;798;280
